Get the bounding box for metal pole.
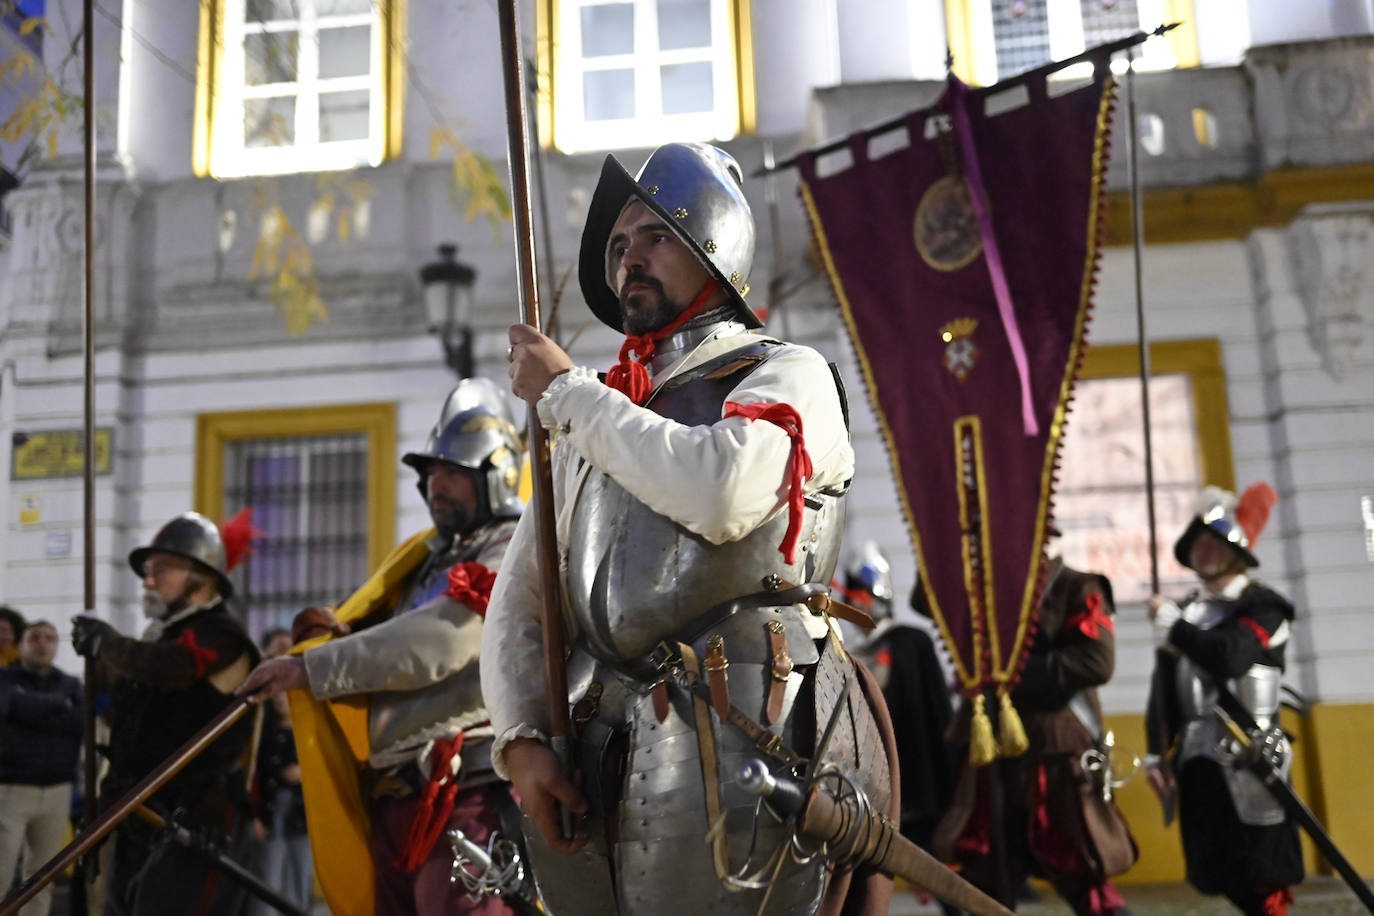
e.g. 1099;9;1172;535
81;0;99;871
525;57;561;346
761;140;793;340
1124;47;1160;595
758;24;1179;177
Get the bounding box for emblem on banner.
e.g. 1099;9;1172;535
940;317;980;381
914;175;983;272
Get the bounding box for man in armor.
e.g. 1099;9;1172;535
934;551;1135;915
837;547;960;916
73;511;260;916
1145;483;1303;916
239;378;526;915
486;142;898;915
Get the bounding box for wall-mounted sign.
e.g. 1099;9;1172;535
18;494;39;526
11;427;113;480
44;530;72;559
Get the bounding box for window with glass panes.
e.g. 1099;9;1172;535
1052;339;1234;604
965;0;1181;86
211;0;385;176
551;0;745;152
222;434;371;640
195;402;395;644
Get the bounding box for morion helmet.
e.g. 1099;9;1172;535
129;512;235;598
402;378;525;521
1173;483;1277;571
578;142;758;332
841;540;895;622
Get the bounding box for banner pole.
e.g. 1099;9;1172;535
80;0;100;893
1124;46;1160;595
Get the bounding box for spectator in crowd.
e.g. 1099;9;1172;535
0;620;84;916
0;605;26;667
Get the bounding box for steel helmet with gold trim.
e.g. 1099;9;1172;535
403;378;525;521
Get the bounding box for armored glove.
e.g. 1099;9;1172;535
72;615;117;659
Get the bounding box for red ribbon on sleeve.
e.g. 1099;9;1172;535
722;400;813;564
445;562;498;617
1063;592;1114;639
175;628;220;678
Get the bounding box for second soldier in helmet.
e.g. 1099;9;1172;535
240;378;527;916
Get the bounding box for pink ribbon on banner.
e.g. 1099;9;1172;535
949;79;1039;436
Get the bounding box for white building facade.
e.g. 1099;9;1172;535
1;0;1371;882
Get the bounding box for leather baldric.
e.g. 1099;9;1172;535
704;634;731;720
642;639;802;768
680;642;732;879
765;620;793;725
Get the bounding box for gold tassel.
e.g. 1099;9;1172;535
969;693;998;767
998;690;1030;758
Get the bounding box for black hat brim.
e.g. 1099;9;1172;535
129;546;235;600
1173;517;1259;570
577;154;760;333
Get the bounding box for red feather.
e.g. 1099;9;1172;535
219;508;261;572
1236;482;1278;546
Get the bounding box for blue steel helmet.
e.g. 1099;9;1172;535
129;512;234;598
1173;485;1260;570
402;378;525;521
578;142;759;332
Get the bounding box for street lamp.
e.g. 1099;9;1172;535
419;243;477;378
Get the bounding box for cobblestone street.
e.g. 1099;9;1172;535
889;876;1370;915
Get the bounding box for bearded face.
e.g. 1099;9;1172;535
618;268;683;337
426;462;482;540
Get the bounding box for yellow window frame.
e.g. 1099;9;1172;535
534;0;757;151
943;0;1200;87
1079;336;1235;492
193;0;407;178
194;401;397;571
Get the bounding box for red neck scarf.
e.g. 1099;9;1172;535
606;279;720;405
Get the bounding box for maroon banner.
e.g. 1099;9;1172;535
798;73;1116;700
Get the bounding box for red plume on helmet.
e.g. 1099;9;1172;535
218;508;261;573
1236;482;1278;547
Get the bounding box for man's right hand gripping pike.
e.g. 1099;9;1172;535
481;143;901;916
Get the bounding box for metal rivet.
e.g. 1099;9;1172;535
673;207;688;219
731;272;741;285
647;185;659;195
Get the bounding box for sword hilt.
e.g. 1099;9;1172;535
737;759;804;816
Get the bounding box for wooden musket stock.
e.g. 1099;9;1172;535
739;760;1014;916
0;698;252;916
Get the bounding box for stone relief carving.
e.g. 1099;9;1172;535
1285;205;1372;381
1247;37;1374;169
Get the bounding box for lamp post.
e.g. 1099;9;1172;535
419;243;477;378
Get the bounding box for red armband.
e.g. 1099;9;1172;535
722;401;814;564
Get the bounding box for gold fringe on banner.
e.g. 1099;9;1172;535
969;693;998;767
997;690;1030;758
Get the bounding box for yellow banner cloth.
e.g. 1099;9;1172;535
286;528;435;916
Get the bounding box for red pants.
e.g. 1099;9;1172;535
369;785;517;916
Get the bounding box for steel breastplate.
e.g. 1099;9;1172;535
566;341;847;664
1176;658;1289;826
